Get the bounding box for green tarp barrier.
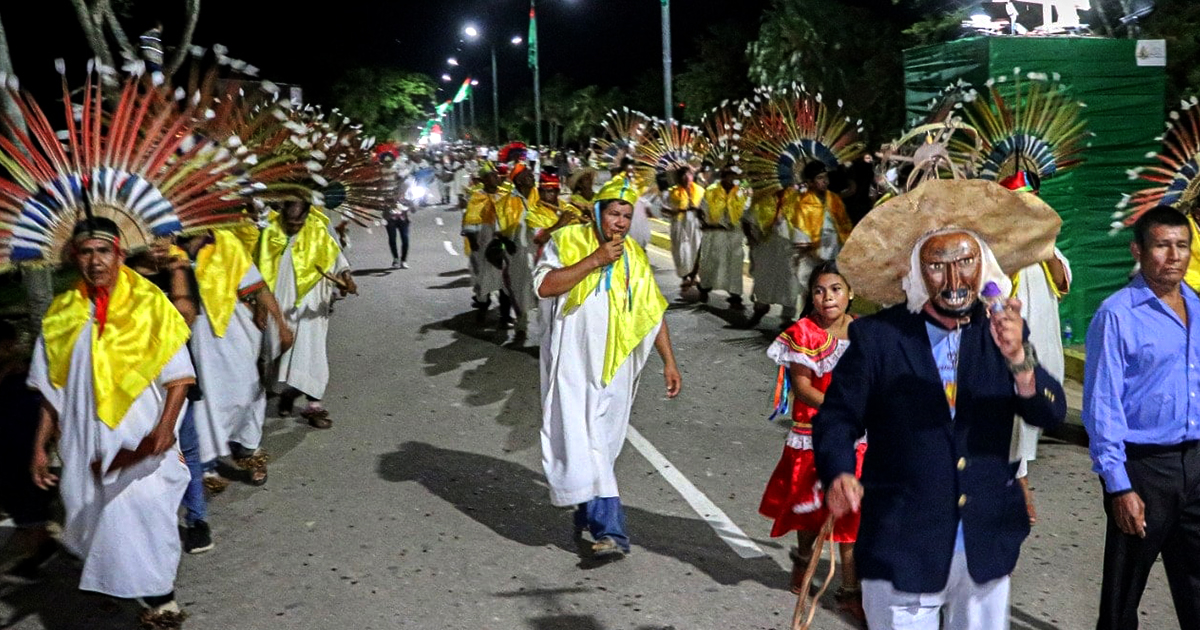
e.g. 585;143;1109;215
905;37;1166;340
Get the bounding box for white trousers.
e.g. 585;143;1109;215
862;551;1011;630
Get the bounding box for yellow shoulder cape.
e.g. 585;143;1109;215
195;230;254;337
42;266;191;429
794;191;852;243
255;208;341;305
704;182;749;225
552;224;667;385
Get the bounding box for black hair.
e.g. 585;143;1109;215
801;260;852;319
802;160;829;183
1133;205;1192;249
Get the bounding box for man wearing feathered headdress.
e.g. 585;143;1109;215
815;180;1067;630
177;227;292;491
697;164;751;307
28;217;195;627
535;176;682;562
662;166;706;291
998;171;1072;525
742;187;803;330
255;199;356;429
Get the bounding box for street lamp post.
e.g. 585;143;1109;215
531;0;542;149
661;0;673;123
491;46;500;143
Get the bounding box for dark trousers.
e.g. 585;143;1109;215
387;219;410;261
1098;441;1200;630
0;377;51;527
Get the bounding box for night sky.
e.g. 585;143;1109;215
4;0;770;111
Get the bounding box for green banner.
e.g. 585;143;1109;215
528;3;538;70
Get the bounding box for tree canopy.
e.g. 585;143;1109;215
332;67;436;140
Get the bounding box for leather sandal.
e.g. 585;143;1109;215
234;451;270;486
301;407;332;429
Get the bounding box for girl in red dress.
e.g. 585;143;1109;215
759;260;865;615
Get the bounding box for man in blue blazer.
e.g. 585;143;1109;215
816;222;1067;629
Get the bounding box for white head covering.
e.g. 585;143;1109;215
902;228;1012;314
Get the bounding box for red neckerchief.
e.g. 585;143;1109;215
89;284;111;338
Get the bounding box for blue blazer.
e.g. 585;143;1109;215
814;304;1066;593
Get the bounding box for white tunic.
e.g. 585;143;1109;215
697;194;747;296
743;213;800;310
668;210;702;279
505;195;540;319
535;240;661;507
28;322;194;598
1010;249;1072;471
191;265;267;462
270;241;350;400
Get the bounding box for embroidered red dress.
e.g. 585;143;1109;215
758;316;867;541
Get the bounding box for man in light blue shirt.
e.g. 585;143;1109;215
1083;206;1200;630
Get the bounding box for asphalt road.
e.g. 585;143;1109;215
0;204;1176;630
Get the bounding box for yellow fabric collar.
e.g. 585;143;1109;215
496;188;547;236
42;266;191;429
255;208;341;305
553;224;667;385
704;182;749;225
195;230;253;337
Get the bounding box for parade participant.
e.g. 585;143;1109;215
256;200;356;429
536;176;681;561
794;161;854;296
742;188;802;330
386;192;413;269
179;229;291;490
662;166;705;290
817;179;1067;630
533;169;579;248
1084;206;1200;630
999;171;1072;524
495;163;556;335
567;167;598;217
463;165;511;324
760;261;864;617
697;165;750;307
626;172;664;249
29;217;195;627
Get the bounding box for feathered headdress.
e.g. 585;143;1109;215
700;100;750;174
954;70;1089;183
0;62;261;269
634;118;709;183
1117;96;1200;229
738;84;864;194
877;84;982;196
589;108;651;171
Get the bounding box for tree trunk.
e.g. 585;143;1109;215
68;0;115;68
163;0;201;78
0;11;54;339
102;0;135;62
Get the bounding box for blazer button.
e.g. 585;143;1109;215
958;495;968;507
957;458;966;471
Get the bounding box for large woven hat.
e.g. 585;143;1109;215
838;179;1061;306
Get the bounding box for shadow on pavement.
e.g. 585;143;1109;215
350;267;396;277
0;555;142;630
437;269;472;278
377;442;790;591
427;277;473;290
419;312;542;451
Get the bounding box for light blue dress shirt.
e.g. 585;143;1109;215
1083;274;1200;493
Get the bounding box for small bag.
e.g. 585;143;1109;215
484;235;516;269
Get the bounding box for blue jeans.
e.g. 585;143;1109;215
574;496;629;551
177;406;207;526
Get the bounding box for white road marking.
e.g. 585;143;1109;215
442;240;460;256
435;217;444;226
625;425;768;559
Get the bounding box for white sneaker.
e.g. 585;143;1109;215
400;261;410;269
391;258;401;268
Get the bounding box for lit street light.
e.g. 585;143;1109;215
448;57;459;66
441;73;452;82
464;25;525;144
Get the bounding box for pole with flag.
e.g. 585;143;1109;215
529;0;542;149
